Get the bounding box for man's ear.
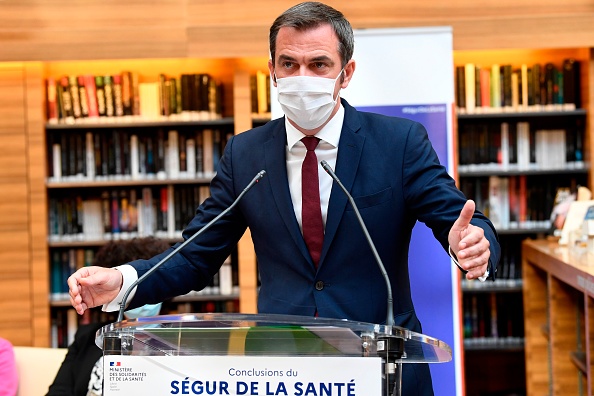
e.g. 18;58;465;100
341;59;356;89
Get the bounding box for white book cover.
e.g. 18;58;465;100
186;138;196;177
219;259;233;295
130;134;140;179
82;199;103;239
141;187;154;236
52;143;62;180
167;130;180;179
85;132;95;180
516;122;530;170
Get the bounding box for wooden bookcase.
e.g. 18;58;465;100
454;47;594;395
0;57;269;347
522;238;594;395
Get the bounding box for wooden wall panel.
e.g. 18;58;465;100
25;63;50;346
1;0;594;61
0;65;35;345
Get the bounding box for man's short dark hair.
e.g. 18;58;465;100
269;2;354;69
93;237;171;268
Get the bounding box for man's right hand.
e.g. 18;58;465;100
68;266;123;315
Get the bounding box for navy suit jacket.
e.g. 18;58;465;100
128;99;500;394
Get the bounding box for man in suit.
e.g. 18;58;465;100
68;2;499;394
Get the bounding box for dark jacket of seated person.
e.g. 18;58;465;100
46;237;170;396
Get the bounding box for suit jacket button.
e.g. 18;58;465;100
315;281;324;291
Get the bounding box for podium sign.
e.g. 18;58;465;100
104;355;381;395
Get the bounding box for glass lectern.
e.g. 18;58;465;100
97;313;451;395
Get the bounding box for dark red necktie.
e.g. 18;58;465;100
301;136;324;268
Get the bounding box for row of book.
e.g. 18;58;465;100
46;72;224;125
462;293;524;347
455;59;581;114
250;70;271;118
459;175;585;231
47;128;231;182
50;247;237;302
462;238;523;289
48;185;210;242
458;121;585;172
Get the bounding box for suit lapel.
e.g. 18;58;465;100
320;101;364;266
263;119;314;267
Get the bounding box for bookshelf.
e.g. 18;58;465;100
522;239;594;395
454;48;593;395
0;57;274;347
42;59;276;346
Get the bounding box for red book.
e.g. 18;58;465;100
480;68;491;108
84;75;99;118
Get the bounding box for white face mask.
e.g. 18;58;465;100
275;70;343;130
124;303;162;320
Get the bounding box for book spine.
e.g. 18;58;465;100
104;75;115;117
113;74;125;117
85;132;95;180
46;77;59;124
95;76;107;117
130;134;140;180
77;75;89;118
68;75;83;119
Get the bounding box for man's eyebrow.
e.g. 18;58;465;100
278;54;296;62
310;55;334;64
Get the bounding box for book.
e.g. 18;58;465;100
464;63;476;113
167;130;180;179
138;82;161;120
563;58;580;109
130;134;140;179
77;75;89;118
479;68;490;108
520;64;528;108
46;77;58;124
94;76;107;117
516;121;530;170
490;64;501;109
68;75;83;119
202;128;214;175
501;65;512;108
82;199;102;239
103;75;115;117
58;76;75;123
219;256;233;295
84;75;99;118
112;74;124;117
85;132;95;180
121;71;134;116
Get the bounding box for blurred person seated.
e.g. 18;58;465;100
46;237;171;396
0;337;18;396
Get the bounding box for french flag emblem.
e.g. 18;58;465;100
110;362;121;366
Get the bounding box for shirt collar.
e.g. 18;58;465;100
286;103;344;151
